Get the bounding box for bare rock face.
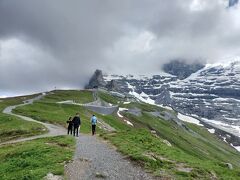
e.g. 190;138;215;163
85;69;106;89
106;80;120;91
163;60;204;80
229;0;239;7
155;85;172;106
85;70;122;92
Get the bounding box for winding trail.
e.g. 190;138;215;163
0;94;66;146
1;93;154;180
57;99;118;115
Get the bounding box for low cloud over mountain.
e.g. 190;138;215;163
1;0;240;95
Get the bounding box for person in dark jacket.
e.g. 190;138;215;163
72;113;81;137
66;116;73;135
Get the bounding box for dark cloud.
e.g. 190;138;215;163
0;0;240;96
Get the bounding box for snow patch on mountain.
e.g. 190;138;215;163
208;129;215;134
117;107;134;126
117;108;128;118
177;113;203;126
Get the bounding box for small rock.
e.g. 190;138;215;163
44;173;63;180
210;171;218;180
143;153;157;161
162;139;172;147
151;130;157;134
226;163;233;170
95;172;107;178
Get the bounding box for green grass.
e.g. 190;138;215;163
0;94;47;143
102;129;240;179
124;112;240;161
0;114;47;143
98;91;123;105
14;102;94;133
9;90;240;179
13;90;95;133
0;136;75;180
41;90;93;104
121;101;167;112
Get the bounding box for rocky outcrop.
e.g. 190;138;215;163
85;69;106;89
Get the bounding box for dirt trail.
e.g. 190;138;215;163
0;94;66;146
65;135;154;180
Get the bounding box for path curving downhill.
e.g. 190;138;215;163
0;94;66;146
1;93;154;180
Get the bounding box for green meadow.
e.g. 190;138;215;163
1;90;240;179
0;136;75;180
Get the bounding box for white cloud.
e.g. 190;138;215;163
0;0;240;95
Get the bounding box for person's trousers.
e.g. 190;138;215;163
68;127;72;135
73;126;80;136
92;125;96;135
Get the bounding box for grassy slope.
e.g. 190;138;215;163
98;91;123;105
11;90;240;179
99;93;240;179
0;95;47;143
40;90;93;104
0;136;75;180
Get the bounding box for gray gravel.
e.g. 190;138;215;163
66;135;154;180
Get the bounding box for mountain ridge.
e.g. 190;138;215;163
86;58;240;147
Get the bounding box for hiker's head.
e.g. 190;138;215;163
93;114;95;117
69;116;72;120
76;113;79;116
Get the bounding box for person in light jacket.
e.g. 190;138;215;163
91;115;97;135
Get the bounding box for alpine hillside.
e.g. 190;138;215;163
86;58;240;148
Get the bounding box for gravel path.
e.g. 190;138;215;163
65;135;154;180
0;94;66;146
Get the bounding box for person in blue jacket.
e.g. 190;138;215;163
91;115;97;135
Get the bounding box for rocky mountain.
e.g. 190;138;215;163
229;0;239;7
162;60;204;79
86;58;240;140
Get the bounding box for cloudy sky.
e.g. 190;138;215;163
0;0;240;96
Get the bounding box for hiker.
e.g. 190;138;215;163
66;116;73;135
72;113;81;137
91;115;97;135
